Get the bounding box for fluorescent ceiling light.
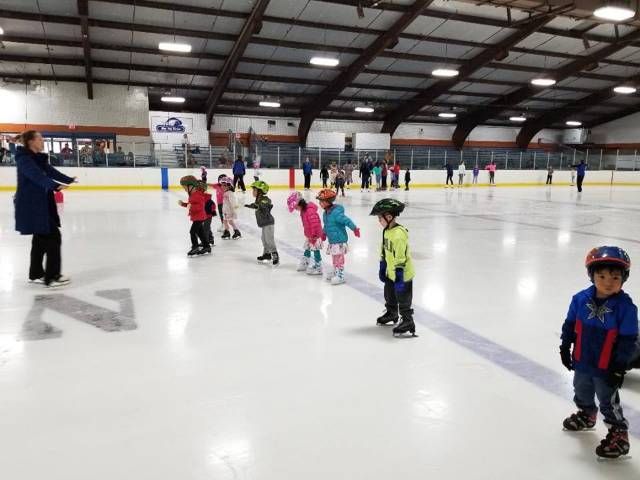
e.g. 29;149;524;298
432;68;459;78
614;85;637;94
531;77;556;86
259;101;281;108
509;116;526;122
161;96;185;103
355;106;375;113
0;27;4;35
438;112;457;118
310;56;339;67
158;42;192;53
594;6;635;21
566;120;582;127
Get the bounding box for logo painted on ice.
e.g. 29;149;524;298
155;117;186;133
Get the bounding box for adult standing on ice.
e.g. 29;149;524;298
232;155;247;192
14;130;76;288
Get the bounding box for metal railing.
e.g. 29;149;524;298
1;143;639;171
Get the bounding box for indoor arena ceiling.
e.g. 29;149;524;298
2;0;640;146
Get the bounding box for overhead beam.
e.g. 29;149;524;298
380;12;554;135
452;28;640;149
586;105;640;127
297;0;433;143
77;0;93;99
204;0;270;129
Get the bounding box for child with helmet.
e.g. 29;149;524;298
219;176;242;240
178;175;211;257
317;189;360;285
245;180;279;266
209;174;226;233
370;198;416;337
560;246;638;459
200;180;216;247
287;191;323;275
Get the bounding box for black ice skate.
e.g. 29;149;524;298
232;230;242;240
221;230;231;240
187;247;200;257
562;410;596;431
393;312;417;337
596;428;630;459
377;310;398;326
197;246;212;256
257;253;272;262
272;252;280;266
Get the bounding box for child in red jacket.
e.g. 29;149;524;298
200;181;216;247
178;175;210;257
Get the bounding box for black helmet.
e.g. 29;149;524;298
370;198;405;217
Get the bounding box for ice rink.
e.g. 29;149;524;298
1;184;640;480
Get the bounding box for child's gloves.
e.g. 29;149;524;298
394;268;405;293
559;344;573;371
178;200;187;207
378;261;387;283
354;227;361;238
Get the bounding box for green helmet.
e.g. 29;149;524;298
250;180;269;194
180;175;199;188
370;198;405;217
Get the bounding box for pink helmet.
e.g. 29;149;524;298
219;176;232;186
287;191;302;212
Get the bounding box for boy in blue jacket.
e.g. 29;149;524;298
317;189;360;285
560;246;638;459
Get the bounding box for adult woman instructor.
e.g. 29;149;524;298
14;130;76;287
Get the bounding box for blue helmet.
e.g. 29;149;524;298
585;246;631;283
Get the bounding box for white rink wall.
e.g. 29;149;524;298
1;167;639;189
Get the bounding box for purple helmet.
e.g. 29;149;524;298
287;191;302;212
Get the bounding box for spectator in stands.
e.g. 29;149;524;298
182;133;191;167
0;146;6;164
232;155;247;192
14;130;76;287
302;157;313;190
60;143;73;161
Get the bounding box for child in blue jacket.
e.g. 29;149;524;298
560;246;638;459
317;189;360;285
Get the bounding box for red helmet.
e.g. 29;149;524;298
585;246;631;282
316;189;337;202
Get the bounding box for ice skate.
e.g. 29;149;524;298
221;230;231;240
257;253;272;263
330;268;345;285
393;312;417;337
272;252;280;267
196;246;211;256
306;261;322;276
596;428;630;459
232;230;242;240
562;410;596;431
297;257;310;272
187;247;200;257
324;268;334;282
28;277;45;285
377;309;398;326
46;275;71;288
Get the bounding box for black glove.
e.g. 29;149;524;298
559;344;573;371
378;261;387;283
606;369;625;389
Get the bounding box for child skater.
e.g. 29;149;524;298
560;246;638;459
370;199;416;337
317;189;360;285
219;176;241;240
178;175;210;257
404;169;411;191
320;165;329;188
335;168;346;197
200;180;216;247
200;165;207;183
287;191;323;275
245;180;279;266
209;174;226;232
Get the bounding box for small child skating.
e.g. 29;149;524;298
200;181;216;246
404;169;411;191
287;191;323;275
335;169;346;197
320;166;329;188
209;174;226;232
178;175;211;257
219;176;241;240
245;180;279;266
317;189;360;285
200;165;207;183
370;199;416;337
560;246;638;459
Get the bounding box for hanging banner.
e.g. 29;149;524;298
151;116;193;134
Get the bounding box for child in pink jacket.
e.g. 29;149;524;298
287;191;323;275
209;174;226;232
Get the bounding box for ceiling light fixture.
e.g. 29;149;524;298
531;77;556;86
159;42;192;53
566;120;582;127
613;85;637;94
594;3;635;22
310;56;340;67
259;101;281;108
0;27;4;35
432;68;459;78
161;96;185;103
355;106;375;113
438;112;457;118
509;116;527;122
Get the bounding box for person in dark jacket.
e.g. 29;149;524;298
14;130;76;287
232;155;246;192
404;169;411;191
320;166;329;188
573;160;587;192
302;157;313;190
359;158;371;191
445;162;454;187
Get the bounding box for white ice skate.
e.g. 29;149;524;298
330;269;345;285
306;261;322;276
297;257;310;272
324;268;334;282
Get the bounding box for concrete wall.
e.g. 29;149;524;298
590;112;640;145
149;111;210;150
1;167;638;190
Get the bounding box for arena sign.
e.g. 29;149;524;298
152;116;193;134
